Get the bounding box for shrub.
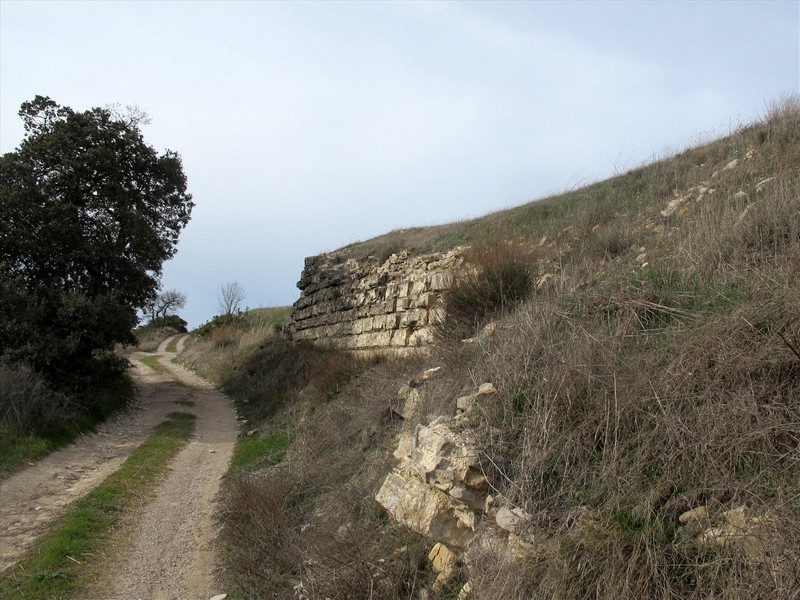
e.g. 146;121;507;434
0;362;74;433
443;242;535;336
211;325;241;348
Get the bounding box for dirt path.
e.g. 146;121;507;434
0;334;240;599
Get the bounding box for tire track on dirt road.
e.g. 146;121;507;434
87;335;239;600
2;334;240;600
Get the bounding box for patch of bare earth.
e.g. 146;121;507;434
1;334;240;599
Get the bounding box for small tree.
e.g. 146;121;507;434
150;289;187;326
218;282;246;316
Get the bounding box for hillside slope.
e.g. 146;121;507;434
183;98;799;600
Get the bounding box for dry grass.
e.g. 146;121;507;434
220;354;437;599
441;242;538;339
209;97;799;599
0;362;74;433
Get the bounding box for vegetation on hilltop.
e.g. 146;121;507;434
187;97;799;599
0;96;193;473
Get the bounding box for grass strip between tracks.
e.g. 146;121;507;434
0;411;197;599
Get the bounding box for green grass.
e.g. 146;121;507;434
165;335;181;353
229;432;289;475
139;354;170;375
0;376;134;480
139;355;186;386
0;412;196;599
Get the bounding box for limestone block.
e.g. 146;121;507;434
394;430;417;460
373;330;393;347
408;328;434;347
428;542;456;574
376;472;475;548
456;394;476;412
391;329;411;347
416;292;438;308
495;506;531;533
449;484;485;512
352;317;367;335
400;308;428;328
477;383;497;396
679;506;709;525
397;281;413;298
429;272;453;291
696;505;771;561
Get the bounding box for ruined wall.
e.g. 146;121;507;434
287;248;465;355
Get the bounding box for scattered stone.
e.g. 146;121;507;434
429;542;457;590
660;196;689;217
536;273;556;290
209;595;228;600
422;367;442;380
745;148;757;159
458;581;473;600
456;395;475;412
494;506;531;533
449;484;485;511
756;176;774;190
428;542;456;573
723;158;740;171
696;505;771;561
636;252;648;264
538;235;548;246
679;506;709;525
734;190;748;199
476;383;496;396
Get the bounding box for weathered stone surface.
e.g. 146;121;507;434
456;383;497;414
428;542;456;573
679;506;709;525
287;247;465;355
495;506;531;533
477;383;496;397
661;196;689;217
696;505;772;561
376;472;475;548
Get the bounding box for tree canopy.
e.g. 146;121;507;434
0;96;194;379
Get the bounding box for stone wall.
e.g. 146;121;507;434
286;248;465;355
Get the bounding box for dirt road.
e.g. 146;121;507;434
0;334;239;599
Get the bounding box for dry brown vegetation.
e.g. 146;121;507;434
193;98;799;599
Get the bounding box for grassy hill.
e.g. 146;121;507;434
181;97;799;600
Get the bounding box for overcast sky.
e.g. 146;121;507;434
2;1;798;328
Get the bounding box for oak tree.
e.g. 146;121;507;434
0;96;194;379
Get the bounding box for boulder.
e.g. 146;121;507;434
376;472;475;548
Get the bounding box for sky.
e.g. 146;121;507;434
1;1;798;328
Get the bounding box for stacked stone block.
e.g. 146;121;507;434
287;248;464;355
